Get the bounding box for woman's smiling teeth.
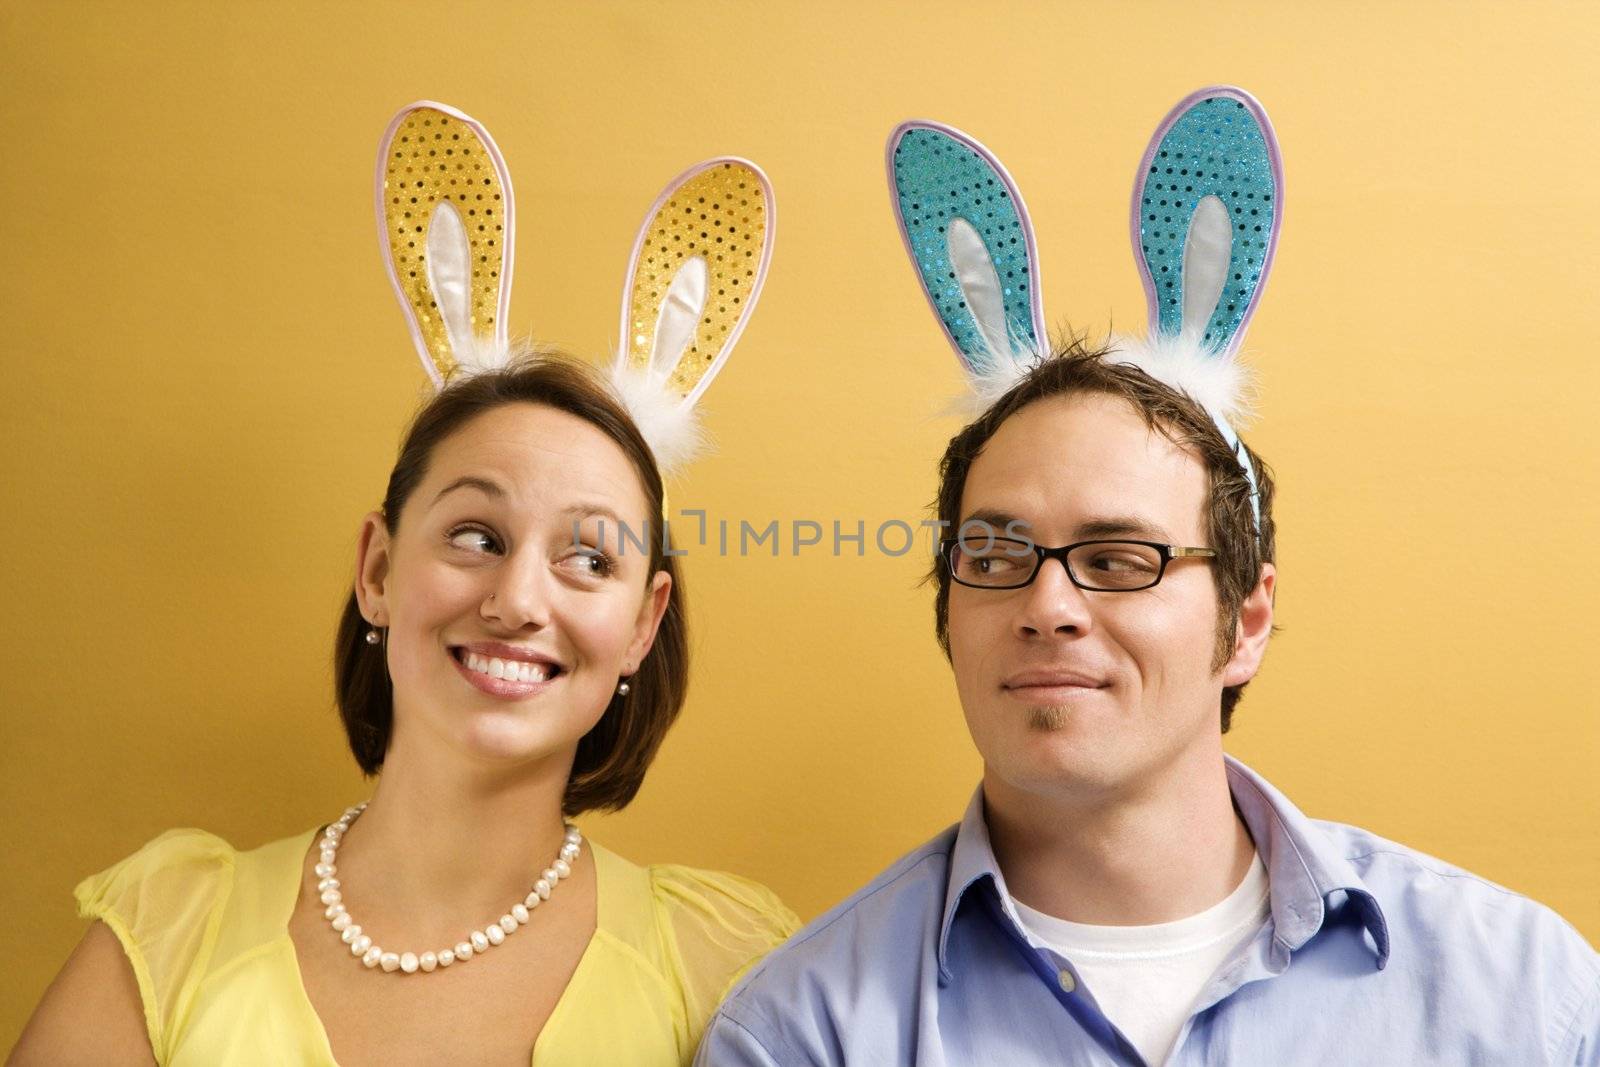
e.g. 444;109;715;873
462;651;553;683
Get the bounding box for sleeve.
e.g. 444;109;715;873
694;1007;789;1067
649;864;801;1050
72;828;236;1061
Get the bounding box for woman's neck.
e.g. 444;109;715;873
331;739;577;927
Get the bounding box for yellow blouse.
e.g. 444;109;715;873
74;827;798;1066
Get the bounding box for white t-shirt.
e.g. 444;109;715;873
1011;854;1270;1067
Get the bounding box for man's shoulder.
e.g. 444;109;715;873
1313;817;1597;964
721;823;957;1004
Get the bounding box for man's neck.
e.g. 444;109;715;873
984;746;1256;926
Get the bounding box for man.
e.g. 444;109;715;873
697;347;1599;1066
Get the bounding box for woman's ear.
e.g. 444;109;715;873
354;512;392;627
624;570;673;672
1222;562;1275;687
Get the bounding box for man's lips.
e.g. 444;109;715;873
1002;669;1108;691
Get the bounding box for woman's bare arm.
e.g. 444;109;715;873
7;922;158;1066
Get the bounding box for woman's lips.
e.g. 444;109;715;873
450;647;561;699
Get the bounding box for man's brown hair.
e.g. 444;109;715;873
929;338;1277;731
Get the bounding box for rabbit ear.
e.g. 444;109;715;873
888;121;1045;392
614;158;774;410
376;102;515;387
1131;86;1282;356
610;158;774;477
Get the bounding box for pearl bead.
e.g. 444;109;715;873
314;863;334;878
351;934;371;955
534;879;552;900
317;877;340;892
565;826;582;843
419;951;437;973
324;903;345;920
438;949;455;966
332;914;353;933
400;952;418;974
362;946;382;968
553;859;571;879
498;915;517;934
560;843;580;862
470;931;489;953
320;889;342;906
524;892;542;910
455;941;473;961
341;925;362;945
380;952;400;973
320;851;337;865
485;924;506;946
541;868;559;886
512;903;530;924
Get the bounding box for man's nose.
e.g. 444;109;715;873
1014;557;1093;638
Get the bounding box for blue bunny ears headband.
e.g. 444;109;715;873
887;85;1284;525
375;101;776;477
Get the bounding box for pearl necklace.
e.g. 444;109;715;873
317;803;582;975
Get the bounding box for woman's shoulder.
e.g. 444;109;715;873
645;860;800;952
73;826;314;1054
74;828;240;923
591;843;799;1025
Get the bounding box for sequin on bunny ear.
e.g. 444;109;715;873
623;161;770;401
380;106;511;383
891;127;1040;375
1134;92;1280;352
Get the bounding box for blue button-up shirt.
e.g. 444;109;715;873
699;758;1599;1065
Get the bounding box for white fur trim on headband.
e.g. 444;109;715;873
1103;332;1256;429
608;362;707;479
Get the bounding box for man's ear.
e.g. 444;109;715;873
1222;563;1275;687
623;570;673;674
355;512;392;626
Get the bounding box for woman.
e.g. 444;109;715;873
11;356;797;1065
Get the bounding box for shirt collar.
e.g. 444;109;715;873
937;755;1390;981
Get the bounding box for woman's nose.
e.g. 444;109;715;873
481;552;553;630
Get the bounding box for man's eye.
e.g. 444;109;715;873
447;527;500;554
1085;551;1157;573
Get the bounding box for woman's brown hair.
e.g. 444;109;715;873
333;354;688;815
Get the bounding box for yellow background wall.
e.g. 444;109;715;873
3;0;1597;1042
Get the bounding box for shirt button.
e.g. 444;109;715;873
1058;969;1076;993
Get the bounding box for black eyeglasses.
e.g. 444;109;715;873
940;537;1217;592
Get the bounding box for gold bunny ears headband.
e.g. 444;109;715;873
376;101;775;476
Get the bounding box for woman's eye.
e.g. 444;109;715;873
562;548;616;580
447;527;501;554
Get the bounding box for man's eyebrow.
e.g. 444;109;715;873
1075;516;1175;541
956;508;1024;534
954;510;1177;543
431;476;505;505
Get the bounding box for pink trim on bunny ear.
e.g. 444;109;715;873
374;101;516;387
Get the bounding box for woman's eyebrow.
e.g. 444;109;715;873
431;475;505;505
559;502;625;526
